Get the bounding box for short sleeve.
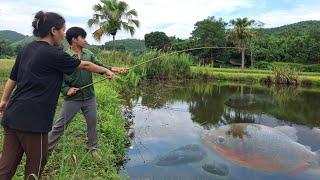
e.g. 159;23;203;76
50;49;81;75
9;52;21;81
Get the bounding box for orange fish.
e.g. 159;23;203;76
202;123;320;174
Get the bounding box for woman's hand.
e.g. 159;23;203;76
0;101;8;117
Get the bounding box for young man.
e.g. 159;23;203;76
48;27;127;157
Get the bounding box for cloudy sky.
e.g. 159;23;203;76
0;0;319;44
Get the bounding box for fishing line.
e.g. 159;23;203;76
78;46;241;91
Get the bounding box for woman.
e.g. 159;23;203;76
0;11;114;179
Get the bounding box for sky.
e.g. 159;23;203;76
0;0;320;44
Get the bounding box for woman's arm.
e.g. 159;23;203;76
0;79;17;116
77;61;114;78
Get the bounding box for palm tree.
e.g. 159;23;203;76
88;0;140;51
227;18;256;69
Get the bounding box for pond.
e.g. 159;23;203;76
120;80;320;180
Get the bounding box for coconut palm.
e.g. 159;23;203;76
88;0;140;51
227;18;256;69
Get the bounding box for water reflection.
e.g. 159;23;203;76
121;81;320;179
123;81;320;127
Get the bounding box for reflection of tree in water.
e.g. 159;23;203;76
221;85;256;124
141;83;193;109
122;80;320;128
267;85;320;127
222;107;255;124
188;84;239;127
226;124;251;139
270;85;301;106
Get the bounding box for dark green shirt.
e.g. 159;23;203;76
61;48;110;101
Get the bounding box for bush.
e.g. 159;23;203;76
272;65;300;85
254;61;270;70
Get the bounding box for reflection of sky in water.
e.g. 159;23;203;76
121;83;320;180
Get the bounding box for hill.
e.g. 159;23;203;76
104;39;146;52
262;20;320;35
0;30;26;43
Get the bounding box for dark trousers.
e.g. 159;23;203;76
48;97;98;152
0;126;48;180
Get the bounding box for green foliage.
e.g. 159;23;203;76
254;61;320;72
227;18;257;69
10;36;38;48
262;20;320;36
252;22;320;64
271;65;300;85
104;39;146;52
144;31;170;50
42;82;128;179
87;45;102;54
135;50;193;80
88;0;140;51
191;66;320;86
190;16;229;62
0;39;14;57
191;17;227;46
97;51;135;66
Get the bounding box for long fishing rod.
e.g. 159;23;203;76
78;46;241;91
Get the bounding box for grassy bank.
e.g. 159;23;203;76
0;59;128;179
191;66;320;87
0;59;14;81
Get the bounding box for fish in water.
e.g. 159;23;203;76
155;144;207;166
202;123;320;174
202;162;229;176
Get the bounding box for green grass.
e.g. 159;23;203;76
191;66;320;86
0;60;128;179
42;82;128;179
0;59;14;81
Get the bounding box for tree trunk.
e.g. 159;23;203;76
241;48;245;69
250;49;254;68
211;51;214;67
112;35;116;62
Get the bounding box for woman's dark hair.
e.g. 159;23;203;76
32;11;65;38
66;27;87;45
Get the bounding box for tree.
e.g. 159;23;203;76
88;0;140;51
0;39;14;57
144;31;170;51
191;16;228;64
227;18;256;69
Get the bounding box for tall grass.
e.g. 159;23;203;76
271;66;300;85
0;59;14;82
96;50;193;86
139;51;193;80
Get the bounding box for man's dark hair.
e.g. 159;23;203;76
66;27;87;45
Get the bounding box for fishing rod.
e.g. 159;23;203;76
78;46;242;91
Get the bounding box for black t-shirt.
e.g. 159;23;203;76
1;41;81;133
